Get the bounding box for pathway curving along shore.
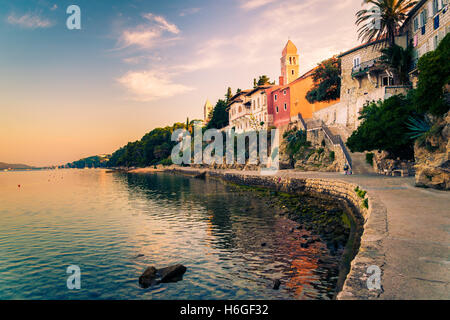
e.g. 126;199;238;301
131;166;450;300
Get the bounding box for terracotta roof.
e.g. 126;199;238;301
245;85;273;96
337;38;387;58
282;40;298;56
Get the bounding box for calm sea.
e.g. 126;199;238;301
0;169;339;300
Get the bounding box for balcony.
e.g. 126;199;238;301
351;58;384;78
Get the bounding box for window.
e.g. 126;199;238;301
433;0;439;15
258;97;260;107
283;90;287;95
284;103;287;111
291;70;295;75
381;76;394;86
274;94;278;102
353;56;360;68
414;17;419;32
289;57;292;64
238;106;242;113
276;106;279;113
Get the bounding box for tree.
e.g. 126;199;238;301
380;44;413;85
306;57;341;103
207;99;229;129
356;0;417;47
346;93;416;159
253;75;274;88
414;33;450;116
225;87;233;103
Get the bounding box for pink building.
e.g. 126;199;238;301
269;86;291;128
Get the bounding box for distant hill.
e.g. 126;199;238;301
0;162;34;170
65;154;111;169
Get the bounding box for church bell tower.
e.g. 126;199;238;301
280;40;299;85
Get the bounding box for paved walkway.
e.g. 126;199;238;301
272;170;449;299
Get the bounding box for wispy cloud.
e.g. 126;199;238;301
240;0;277;10
6;13;53;29
143;13;180;34
116;13;180;49
179;8;201;17
117;70;194;101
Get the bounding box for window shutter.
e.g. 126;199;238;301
438;0;443;10
428;1;434;17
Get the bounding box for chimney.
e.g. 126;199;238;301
279;76;284;86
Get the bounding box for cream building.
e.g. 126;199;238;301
227;90;252;133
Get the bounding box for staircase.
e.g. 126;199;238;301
305;120;375;174
349;152;374;174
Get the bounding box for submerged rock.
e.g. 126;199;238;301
139;266;158;288
273;279;281;290
139;264;187;288
158;264;187;283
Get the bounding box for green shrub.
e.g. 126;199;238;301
362;198;369;209
329;151;335;162
365;153;374;166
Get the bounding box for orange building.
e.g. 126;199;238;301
288;68;340;121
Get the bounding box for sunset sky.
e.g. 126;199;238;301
0;0;364;166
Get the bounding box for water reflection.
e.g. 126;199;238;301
0;170;340;300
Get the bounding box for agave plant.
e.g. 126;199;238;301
406;115;431;140
356;0;417;47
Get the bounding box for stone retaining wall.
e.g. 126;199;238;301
165;167;388;300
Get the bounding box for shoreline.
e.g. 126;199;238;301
127;165;385;300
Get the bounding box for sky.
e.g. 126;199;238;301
0;0;365;166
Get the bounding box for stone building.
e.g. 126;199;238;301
403;0;449;87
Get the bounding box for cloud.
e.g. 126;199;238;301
6;13;53;29
117;70;194;101
116;13;180;49
143;13;180;34
240;0;277;10
179;8;201;17
190;0;361;74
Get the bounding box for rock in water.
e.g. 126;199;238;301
273;279;281;290
139;266;158;288
158;264;187;283
139;264;187;288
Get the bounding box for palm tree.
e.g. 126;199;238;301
356;0;417;47
380;44;413;84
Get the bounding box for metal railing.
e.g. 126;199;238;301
307;119;353;169
352;57;382;75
